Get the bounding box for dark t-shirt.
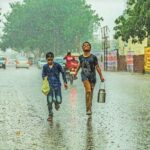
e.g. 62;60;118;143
79;54;98;83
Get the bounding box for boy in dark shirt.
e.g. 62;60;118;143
42;52;68;121
75;42;104;115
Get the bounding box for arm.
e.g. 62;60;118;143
75;63;81;76
61;66;68;89
75;56;82;77
94;56;104;82
96;64;104;81
59;65;67;84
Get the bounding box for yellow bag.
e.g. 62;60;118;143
42;77;50;96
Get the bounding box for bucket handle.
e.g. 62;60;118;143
99;81;105;89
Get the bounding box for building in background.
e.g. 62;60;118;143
118;37;147;56
116;0;148;73
117;37;148;73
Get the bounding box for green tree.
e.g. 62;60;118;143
1;0;102;55
0;8;2;22
114;0;150;46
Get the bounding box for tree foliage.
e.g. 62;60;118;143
0;8;2;22
1;0;102;54
114;0;150;44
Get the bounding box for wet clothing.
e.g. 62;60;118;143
79;54;98;113
42;62;67;117
47;87;62;116
42;63;67;88
79;54;98;84
83;80;95;112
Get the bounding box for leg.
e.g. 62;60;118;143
47;91;54;117
83;80;92;114
90;83;95;107
54;87;62;110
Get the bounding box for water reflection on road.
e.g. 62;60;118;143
0;67;150;149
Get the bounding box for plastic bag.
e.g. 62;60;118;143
42;77;50;96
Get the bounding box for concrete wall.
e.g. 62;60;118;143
133;55;144;73
117;55;127;71
117;55;144;73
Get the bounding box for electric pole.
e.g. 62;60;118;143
101;26;110;71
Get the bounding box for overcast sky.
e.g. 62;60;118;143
86;0;126;37
0;0;126;37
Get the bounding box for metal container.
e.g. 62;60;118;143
97;82;106;103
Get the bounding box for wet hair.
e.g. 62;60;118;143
46;52;54;59
82;41;91;48
67;52;71;55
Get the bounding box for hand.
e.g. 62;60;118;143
100;76;105;82
64;83;68;89
74;72;78;78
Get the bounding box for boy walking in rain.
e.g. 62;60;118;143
42;52;68;122
75;42;104;115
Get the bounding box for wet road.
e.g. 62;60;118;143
0;66;150;150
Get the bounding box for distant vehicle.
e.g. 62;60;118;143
0;55;6;69
16;57;30;69
64;53;79;85
54;56;66;68
37;58;47;69
8;58;16;65
28;56;35;65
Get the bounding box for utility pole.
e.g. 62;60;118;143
101;26;110;71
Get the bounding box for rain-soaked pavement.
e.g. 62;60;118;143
0;65;150;150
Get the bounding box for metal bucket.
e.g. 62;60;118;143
97;82;106;103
